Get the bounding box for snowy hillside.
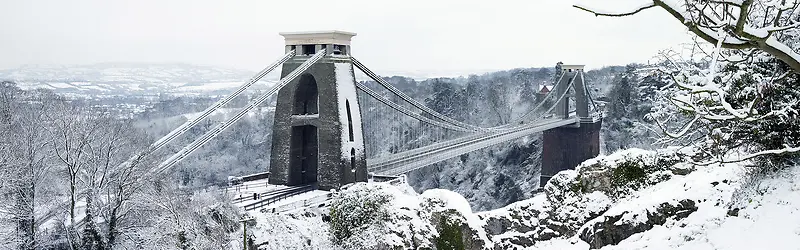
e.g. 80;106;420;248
0;63;270;97
242;148;800;250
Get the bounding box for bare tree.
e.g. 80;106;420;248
0;83;218;249
631;34;800;168
573;0;800;166
575;0;800;72
96;121;152;249
55;111;154;249
49;102;115;235
0;87;59;250
78;114;120;250
122;182;239;249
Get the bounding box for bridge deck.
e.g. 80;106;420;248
367;117;579;176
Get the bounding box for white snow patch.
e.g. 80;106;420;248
78;85;108;91
248;212;336;250
334;63;365;160
174;82;237;92
421;189;473;216
478;194;550;222
46;82;74;89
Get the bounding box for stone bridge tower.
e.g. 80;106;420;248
541;64;602;186
269;31;368;191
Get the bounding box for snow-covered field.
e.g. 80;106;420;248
180;107;275;122
0;63;270;98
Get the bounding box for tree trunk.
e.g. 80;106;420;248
105;205;119;250
69;178;76;226
105;186;124;250
82;192;104;250
14;181;35;250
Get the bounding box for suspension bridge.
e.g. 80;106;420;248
145;31;604;213
216;31;601;212
31;30;604;237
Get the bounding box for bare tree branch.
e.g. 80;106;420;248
574;0;800;72
573;3;657;16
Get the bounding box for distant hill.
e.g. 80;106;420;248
0;63;273;97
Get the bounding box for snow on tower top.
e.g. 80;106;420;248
279;30;357;46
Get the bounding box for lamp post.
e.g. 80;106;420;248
239;216;255;250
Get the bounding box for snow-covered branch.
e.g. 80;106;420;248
573;2;657;16
639;33;800;167
574;0;800;72
693;145;800;165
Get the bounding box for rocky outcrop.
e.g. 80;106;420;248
477;149;694;249
480;200;554;250
544;172;613;237
578;199;698;249
571;149;687;198
479;169;613;249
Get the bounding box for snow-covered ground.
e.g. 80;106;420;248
524;162;800;250
591;163;800;250
242;149;800;249
242;181;488;249
481;148;800;250
228;179;330;214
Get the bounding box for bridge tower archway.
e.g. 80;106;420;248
269;31;368;190
293;74;319;115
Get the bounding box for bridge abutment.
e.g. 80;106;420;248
269;31;367;191
540;120;602;186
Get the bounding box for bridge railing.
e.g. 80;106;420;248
242;184;317;211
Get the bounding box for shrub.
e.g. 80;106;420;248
435;213;465;250
611;159;647;190
328;185;392;244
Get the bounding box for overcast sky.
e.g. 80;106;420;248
0;0;692;74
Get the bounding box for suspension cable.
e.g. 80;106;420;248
351;57;485;132
535;74;576;121
115;50;296;176
580;72;599;112
355;82;473;132
151;50;296;153
368;76;577;173
355;57;573;132
490;71;568;130
150;49;327;177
